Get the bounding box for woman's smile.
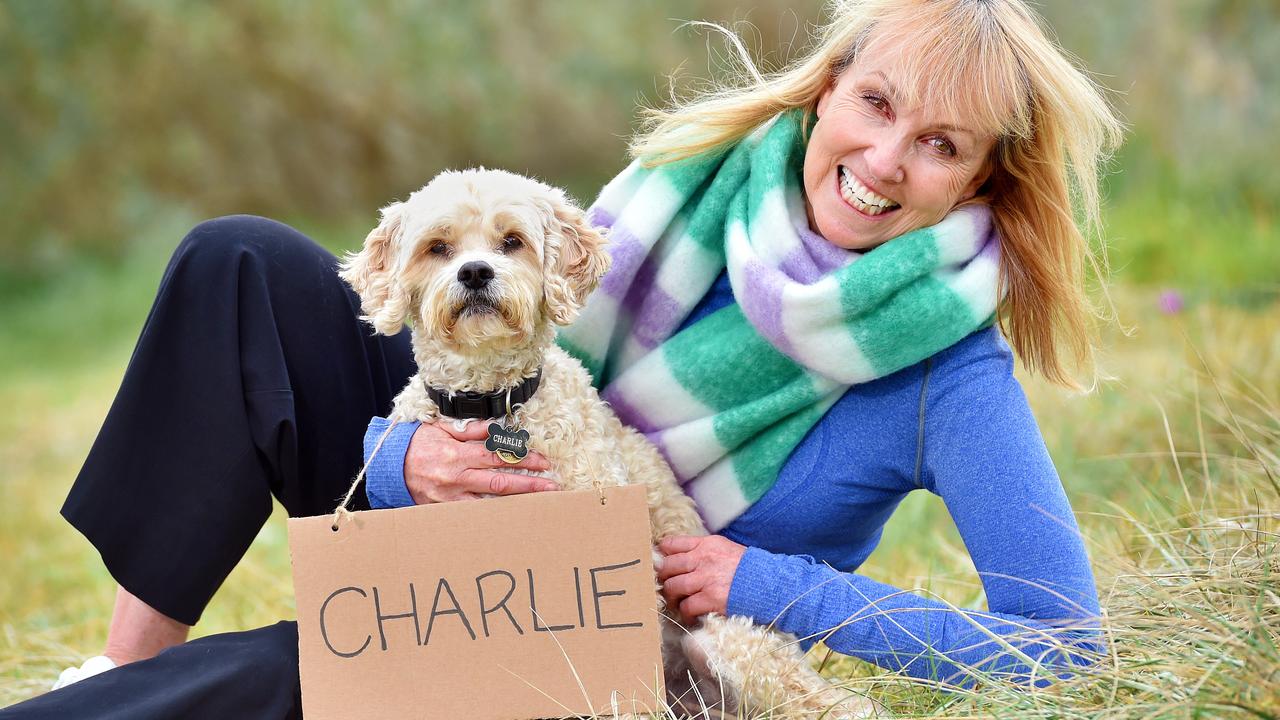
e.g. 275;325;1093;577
835;165;901;219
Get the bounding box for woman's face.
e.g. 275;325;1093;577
803;54;998;250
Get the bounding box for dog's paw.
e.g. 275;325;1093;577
678;629;740;712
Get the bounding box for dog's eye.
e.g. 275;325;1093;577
501;234;523;252
427;242;449;256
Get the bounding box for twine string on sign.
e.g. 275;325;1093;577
594;462;607;506
331;418;400;531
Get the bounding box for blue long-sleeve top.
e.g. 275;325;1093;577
364;271;1102;686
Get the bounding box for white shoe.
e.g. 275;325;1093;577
51;655;117;690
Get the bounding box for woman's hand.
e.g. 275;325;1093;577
657;535;747;624
403;420;556;504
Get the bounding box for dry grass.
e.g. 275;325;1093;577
0;283;1276;716
822;380;1280;718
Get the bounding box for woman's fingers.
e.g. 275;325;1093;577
431;420;552;472
678;593;716;624
658;539;702;611
658;535;700;555
656;552;696;582
458;469;558;497
405;419;554;504
459;441;552;472
660;571;700;607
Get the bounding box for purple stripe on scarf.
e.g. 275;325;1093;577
587;206;615;230
621;246;662;314
970;208;999;261
979;231;1000;261
778;247;826;285
599;224;648;298
736;259;794;356
953;205;994;258
617;250;686;349
765;220;855;285
977;210;998;254
600;383;657;433
970;204;994;243
628;287;684;351
796;221;854;274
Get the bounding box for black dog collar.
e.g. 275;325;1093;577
426;369;542;419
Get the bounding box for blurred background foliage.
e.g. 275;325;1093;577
1;0;1277;294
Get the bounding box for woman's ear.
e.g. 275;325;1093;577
816;62;851;119
816;79;835;118
541;192;611;326
338;201;412;335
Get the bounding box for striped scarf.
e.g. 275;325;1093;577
558;110;1001;531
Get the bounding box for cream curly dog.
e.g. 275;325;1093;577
339;168;872;719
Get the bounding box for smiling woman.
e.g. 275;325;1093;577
560;0;1125;694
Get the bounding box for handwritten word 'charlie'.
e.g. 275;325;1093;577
318;559;645;659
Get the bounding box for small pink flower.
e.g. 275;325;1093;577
1158;289;1184;315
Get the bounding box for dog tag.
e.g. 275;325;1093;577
486;421;530;464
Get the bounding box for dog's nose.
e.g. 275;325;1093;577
456;261;495;290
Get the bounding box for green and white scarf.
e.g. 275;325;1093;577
558;110;1001;530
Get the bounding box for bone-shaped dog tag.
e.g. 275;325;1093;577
486;421;530;464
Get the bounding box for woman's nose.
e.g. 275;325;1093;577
864;139;906;185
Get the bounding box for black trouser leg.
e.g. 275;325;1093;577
0;622;302;719
61;215;415;626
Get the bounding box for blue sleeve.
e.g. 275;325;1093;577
726;349;1102;686
362;416;421;509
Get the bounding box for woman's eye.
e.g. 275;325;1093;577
927;136;957;157
862;93;888;113
502;234;523;252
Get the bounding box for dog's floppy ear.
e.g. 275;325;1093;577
542;193;610;326
338;201;412;335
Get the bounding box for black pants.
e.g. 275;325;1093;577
0;623;303;719
4;216;416;717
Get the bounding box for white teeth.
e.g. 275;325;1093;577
839;166;900;214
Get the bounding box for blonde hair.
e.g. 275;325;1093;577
632;0;1124;389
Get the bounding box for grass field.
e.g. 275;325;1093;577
0;212;1275;716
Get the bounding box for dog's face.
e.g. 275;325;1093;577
340;169;610;351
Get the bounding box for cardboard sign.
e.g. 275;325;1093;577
288;485;663;720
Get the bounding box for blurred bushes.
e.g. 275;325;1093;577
1037;0;1280;291
0;0;801;274
1;0;1277;289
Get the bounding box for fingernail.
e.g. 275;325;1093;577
452;418;469;432
542;483;558;492
653;555;664;570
